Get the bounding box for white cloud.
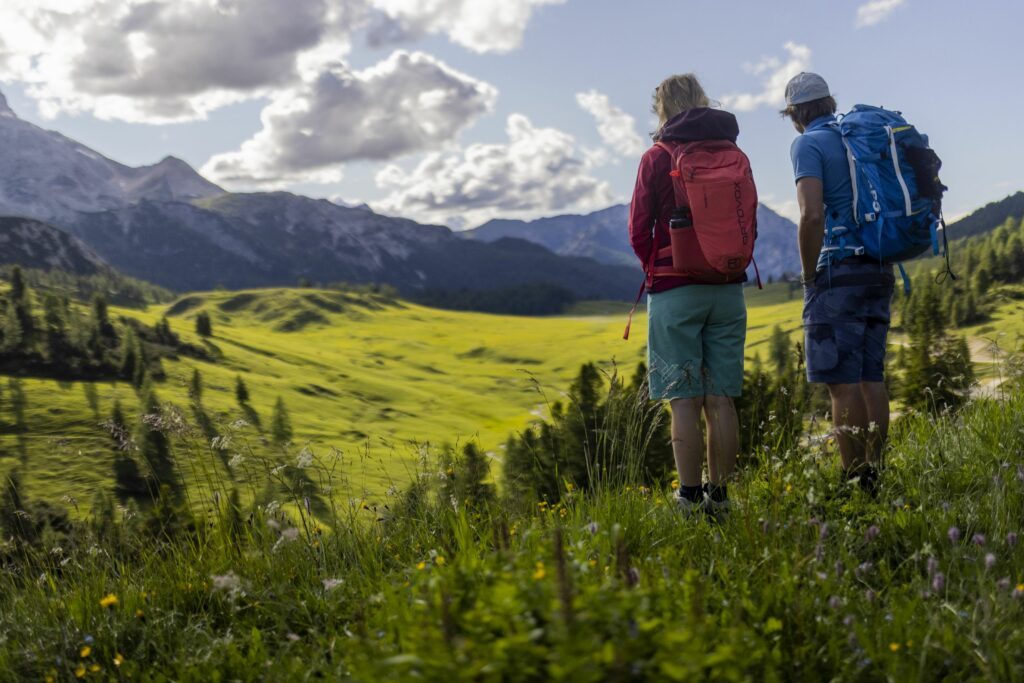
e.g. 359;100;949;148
0;0;347;123
760;195;801;224
0;0;554;123
720;42;812;112
367;0;565;54
575;90;646;158
855;0;906;28
372;114;613;227
202;50;496;187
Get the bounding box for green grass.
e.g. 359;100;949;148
0;286;806;504
1;389;1022;680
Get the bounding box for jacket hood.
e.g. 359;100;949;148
657;107;739;143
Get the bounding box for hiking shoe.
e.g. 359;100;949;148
704;497;735;521
673;490;705;515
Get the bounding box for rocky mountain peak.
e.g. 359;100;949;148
0;88;16;119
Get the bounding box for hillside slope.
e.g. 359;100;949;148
0;216;107;274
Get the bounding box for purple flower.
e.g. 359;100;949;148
984;553;997;570
835;560;845;578
856;561;873;578
932;572;945;592
865;589;876;603
972;533;986;546
1007;532;1018;547
865;525;880;542
998;577;1011;591
926;556;939;577
585;521;599;535
948;526;961;543
843;615;855;627
819;523;829;540
828;595;842;610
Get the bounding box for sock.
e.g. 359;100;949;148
706;483;728;503
844;464;879;495
678;484;703;503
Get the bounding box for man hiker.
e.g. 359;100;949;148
782;72;894;494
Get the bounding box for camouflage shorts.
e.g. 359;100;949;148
802;260;895;384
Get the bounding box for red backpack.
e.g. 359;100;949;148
623;140;760;339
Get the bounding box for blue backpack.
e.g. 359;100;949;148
829;104;952;290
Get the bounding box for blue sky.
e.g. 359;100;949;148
1;0;1020;227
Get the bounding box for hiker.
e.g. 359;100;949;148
782;72;896;494
627;73;757;513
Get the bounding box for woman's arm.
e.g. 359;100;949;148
628;150;657;266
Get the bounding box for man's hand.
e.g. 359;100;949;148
796;177;826;283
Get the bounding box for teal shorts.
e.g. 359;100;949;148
647;284;747;400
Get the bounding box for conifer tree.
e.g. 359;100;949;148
235;375;250;405
195;311;213;337
271;396;293;446
189;368;203;403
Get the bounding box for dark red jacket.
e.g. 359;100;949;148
628;107;745;292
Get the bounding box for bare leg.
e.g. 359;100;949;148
827;383;869;471
669;397;704;488
859;381;889;464
703;395;738;485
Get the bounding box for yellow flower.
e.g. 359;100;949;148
80;646;92;658
564;482;574;493
135;608;145;619
74;664;86;679
114;653;125;667
533;562;546;580
785;483;793;494
89;664;101;673
1017;583;1024;592
670;479;679;490
99;593;118;608
889;642;900;652
435;556;446;566
416;561;426;571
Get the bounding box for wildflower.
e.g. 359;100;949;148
99;593;118;608
1014;584;1024;598
89;664;101;673
135;609;145;619
865;525;880;542
855;561;873;578
972;533;986;546
948;526;961;543
997;577;1011;591
75;664;86;679
416;561;426;571
436;556;446;566
296;449;314;468
211;571;242;592
889;642;900;652
533;562;546;580
932;572;945;592
322;578;343;591
865;589;876;603
834;561;845;578
984;553;997;570
585;521;598;535
926;557;939;577
828;595;842;610
819;523;829;540
80;646;91;658
281;528;299;542
1007;532;1018;547
670;479;679;490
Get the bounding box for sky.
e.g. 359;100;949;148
1;0;1021;228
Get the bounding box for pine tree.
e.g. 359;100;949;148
271;396;293;446
235;376;250;405
42;294;72;367
120;328;138;382
0;469;34;543
767;325;791;375
136;388;177;494
455;442;495;508
195;312;213;337
189;368;204;403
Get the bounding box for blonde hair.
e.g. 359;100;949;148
652;73;710;128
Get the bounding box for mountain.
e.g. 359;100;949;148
946;192;1024;241
0;88;638;300
464;203;801;280
0;216;107;274
0;93;224;223
59;194;639;297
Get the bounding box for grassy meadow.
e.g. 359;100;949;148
0;283;809;505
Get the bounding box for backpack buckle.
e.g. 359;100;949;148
864;212;877;222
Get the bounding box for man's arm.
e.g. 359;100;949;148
796;176;825;282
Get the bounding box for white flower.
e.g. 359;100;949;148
296;449;314;468
211;571;242;591
228;453;246;468
322;578;343;591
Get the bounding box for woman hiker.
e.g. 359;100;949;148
628;73;751;514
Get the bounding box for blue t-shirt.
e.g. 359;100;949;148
789;114;856;267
